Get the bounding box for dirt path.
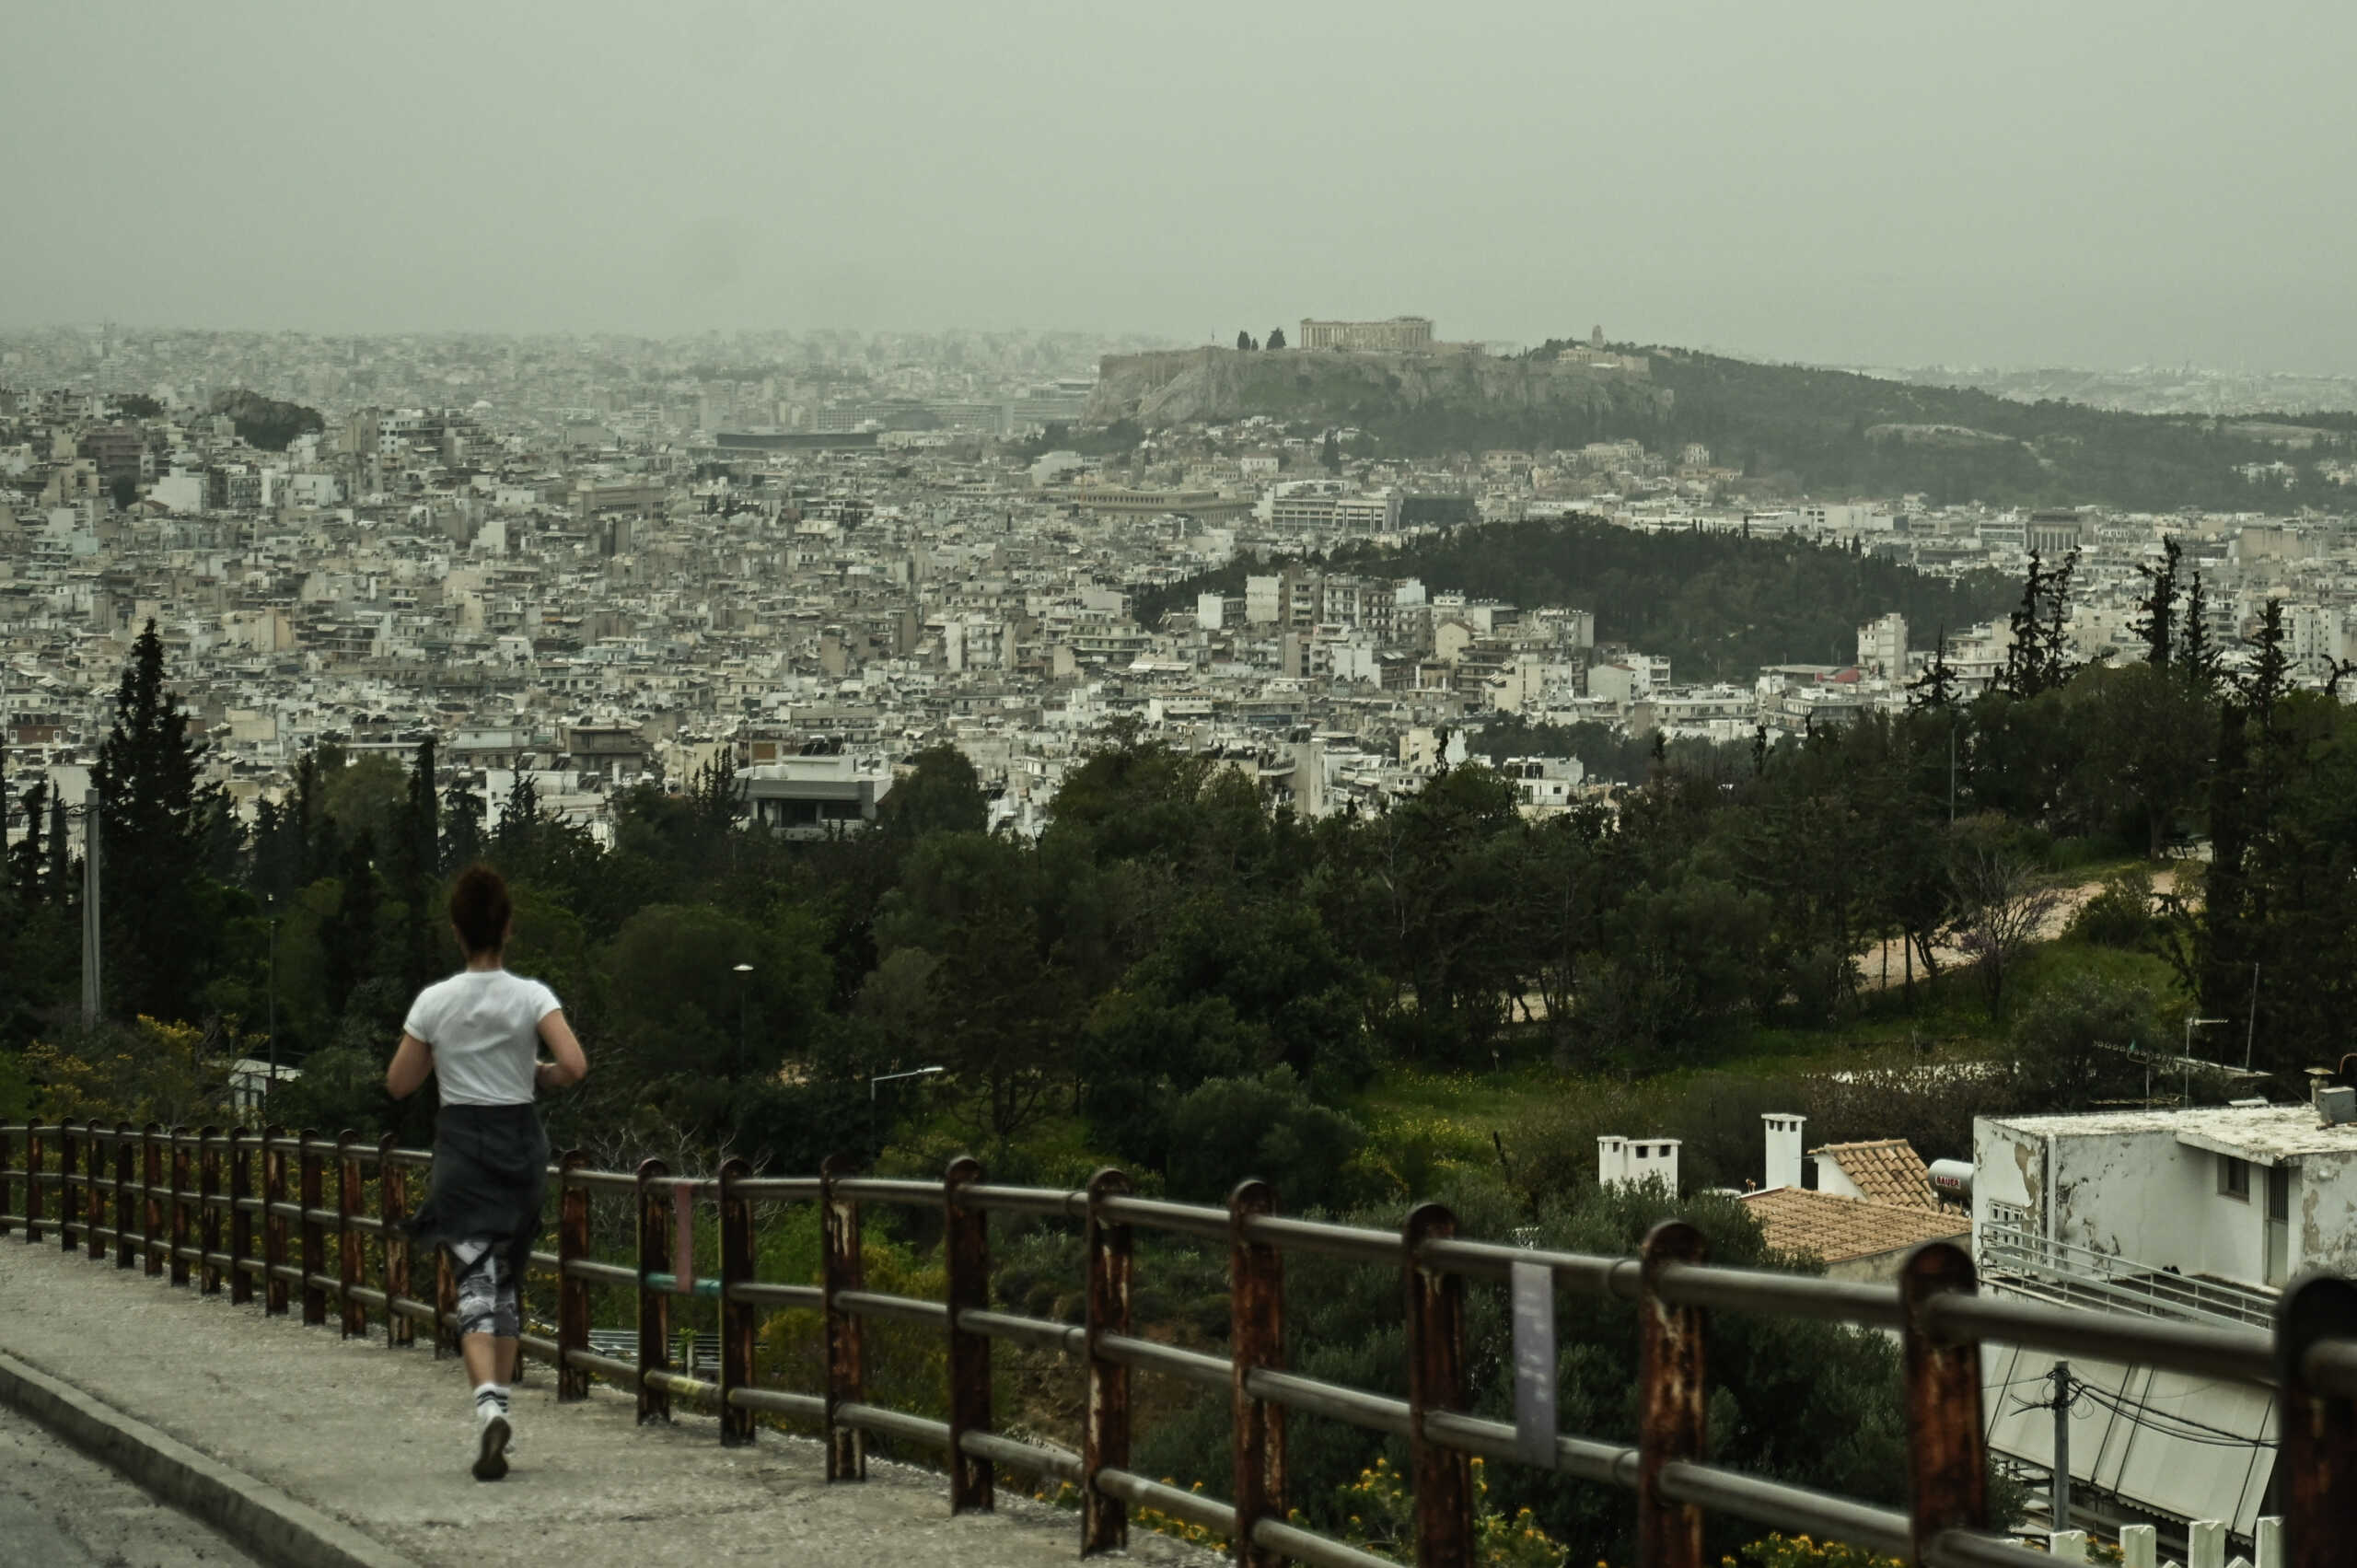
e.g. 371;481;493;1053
1857;865;2182;992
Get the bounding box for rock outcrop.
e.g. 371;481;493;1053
1085;345;1670;429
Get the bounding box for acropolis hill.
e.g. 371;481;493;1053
1084;341;1661;429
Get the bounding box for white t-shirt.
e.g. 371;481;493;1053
401;970;562;1107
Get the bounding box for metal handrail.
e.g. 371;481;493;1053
1976;1220;2280;1330
0;1121;2332;1567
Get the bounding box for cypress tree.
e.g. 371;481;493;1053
321;829;378;1023
45;792;70;902
90;620;208;1022
396;739;441;992
8;781;46;905
2132;537;2179;668
2179;571;2217;689
439;775;484;872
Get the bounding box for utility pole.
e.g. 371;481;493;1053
2050;1360;2073;1533
79;788;101;1028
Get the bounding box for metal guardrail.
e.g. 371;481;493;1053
1977;1221;2281;1331
1;1120;2351;1568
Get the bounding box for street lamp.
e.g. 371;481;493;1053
870;1065;945;1101
732;963;754;1077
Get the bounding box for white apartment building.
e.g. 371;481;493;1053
1857;612;1908;679
1969;1101;2357;1547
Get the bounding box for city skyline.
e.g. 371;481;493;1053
5;5;2355;373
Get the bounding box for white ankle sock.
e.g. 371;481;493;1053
473;1382;510;1419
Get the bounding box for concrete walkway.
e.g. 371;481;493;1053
0;1401;259;1566
0;1239;1190;1568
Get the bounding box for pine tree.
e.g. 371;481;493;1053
90;620;208;1022
1236;331;1253;352
8;780;47;905
1267;327;1286;350
2132;537;2180;668
1321;430;1341;473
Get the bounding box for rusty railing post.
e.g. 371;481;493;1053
56;1119;77;1252
635;1157;673;1425
1900;1243;1989;1560
297;1131;327;1325
1405;1202;1472;1568
1637;1221;1708;1568
141;1122;163;1275
2278;1273;2357;1568
228;1128;253;1305
718;1156;755;1446
1083;1167;1133;1554
23;1118;43;1244
336;1131;366;1337
944;1156;992;1509
85;1122;107;1260
556;1150;589;1400
113;1121;135;1270
168;1126;192;1287
1231;1179;1285;1568
198;1127;222;1293
379;1134;412;1348
262;1126;290;1316
86;1121;108;1251
820;1153;865;1480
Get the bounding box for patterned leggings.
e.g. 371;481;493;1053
451;1239;519;1340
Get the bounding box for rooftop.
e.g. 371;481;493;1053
1984;1103;2357;1166
1738;1187;1968;1266
1808;1137;1936;1209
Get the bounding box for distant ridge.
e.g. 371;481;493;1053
1090;340;2357;510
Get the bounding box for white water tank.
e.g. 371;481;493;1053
1928;1159;1973;1205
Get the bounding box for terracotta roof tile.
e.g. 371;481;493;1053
1809;1137;1937;1210
1737;1187;1968;1265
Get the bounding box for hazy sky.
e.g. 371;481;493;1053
6;3;2352;371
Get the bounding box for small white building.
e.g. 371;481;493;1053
1969;1101;2357;1548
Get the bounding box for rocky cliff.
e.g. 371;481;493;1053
1084;346;1671;429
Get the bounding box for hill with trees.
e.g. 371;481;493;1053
1137;516;2019;679
207;389;325;451
1092;339;2356;508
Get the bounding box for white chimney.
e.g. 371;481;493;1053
1763;1114;1805;1191
1628;1138;1680;1196
1597;1135;1629;1189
